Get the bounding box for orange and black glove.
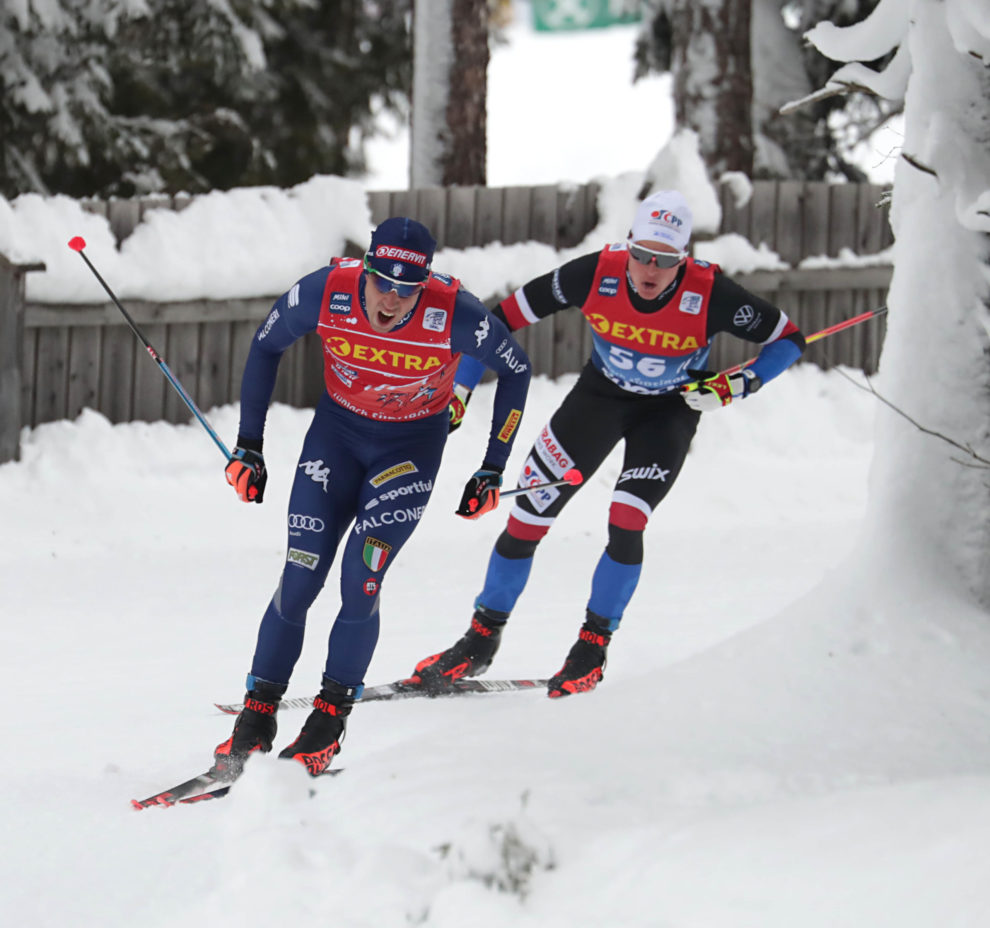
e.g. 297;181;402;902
456;468;502;519
225;441;267;503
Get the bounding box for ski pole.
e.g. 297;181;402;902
501;468;583;499
67;236;231;460
684;305;889;387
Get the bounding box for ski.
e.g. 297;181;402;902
131;769;229;809
215;677;549;715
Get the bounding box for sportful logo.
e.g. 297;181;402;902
288;284;301;308
288;514;326;532
375;245;428;266
299;460;330;492
287;548;320;570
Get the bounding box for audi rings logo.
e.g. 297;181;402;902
288;514;326;532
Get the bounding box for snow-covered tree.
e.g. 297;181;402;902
801;0;990;603
635;0;897;180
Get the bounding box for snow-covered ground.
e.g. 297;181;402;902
4;364;990;926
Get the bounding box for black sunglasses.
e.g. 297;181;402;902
627;243;688;268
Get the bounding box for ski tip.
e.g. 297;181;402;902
67;236;86;252
563;468;583;486
130;799;146;811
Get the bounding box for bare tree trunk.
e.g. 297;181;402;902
443;0;488;185
668;0;753;177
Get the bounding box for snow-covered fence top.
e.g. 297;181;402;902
9;178;891;437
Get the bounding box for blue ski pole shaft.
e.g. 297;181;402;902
68;237;230;460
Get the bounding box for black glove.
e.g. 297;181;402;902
456;468;502;520
225;439;267;503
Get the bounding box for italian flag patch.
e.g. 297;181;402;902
363;536;392;571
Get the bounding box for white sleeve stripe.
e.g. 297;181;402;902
760;311;790;346
610;490;653;520
514;287;540;326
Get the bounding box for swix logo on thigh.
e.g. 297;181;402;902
299;460;330;491
618;463;670;484
535;423;574;478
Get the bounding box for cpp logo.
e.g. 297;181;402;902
288;514;325;532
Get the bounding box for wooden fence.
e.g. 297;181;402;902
15;180;892;439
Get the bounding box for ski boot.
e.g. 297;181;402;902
278;678;357;776
213;678;286;779
409;606;507;694
547;613;612;698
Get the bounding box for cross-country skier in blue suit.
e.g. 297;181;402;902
213;217;531;778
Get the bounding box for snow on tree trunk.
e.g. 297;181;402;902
669;0;753;178
807;0;990;605
410;0;488;187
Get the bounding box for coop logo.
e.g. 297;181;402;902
328;291;352;314
288;514;325;532
374;245;428;267
258;308;279;341
650;209;684;229
299;459;330;492
733;304;755;327
520;456;558;513
598;276;619;297
287;548;320;571
370;461;418;487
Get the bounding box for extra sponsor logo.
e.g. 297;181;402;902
299;459;330;492
678;292;703;316
362;536;392;571
423;308;447;332
365;478;434;508
288;514;326;532
370;461;418;487
618;463;670;484
598;276;620;297
375;245;428;267
535;423;574;477
498;409;522;443
353;506;426;535
474;316;490;347
258;308;279;341
328;291;352;314
287;548;320;570
588;313;701;350
325;336;443;372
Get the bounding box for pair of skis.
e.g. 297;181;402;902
132;676;547;809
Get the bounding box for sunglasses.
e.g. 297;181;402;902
627;243;688;268
363;257;427;298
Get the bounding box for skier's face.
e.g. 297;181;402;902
626;239;686;299
363;273;424;333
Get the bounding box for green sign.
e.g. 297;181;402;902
531;0;643;32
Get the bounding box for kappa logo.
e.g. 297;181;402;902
734;304;755;327
474;316;490;347
287;548;320;570
299;459;330;492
